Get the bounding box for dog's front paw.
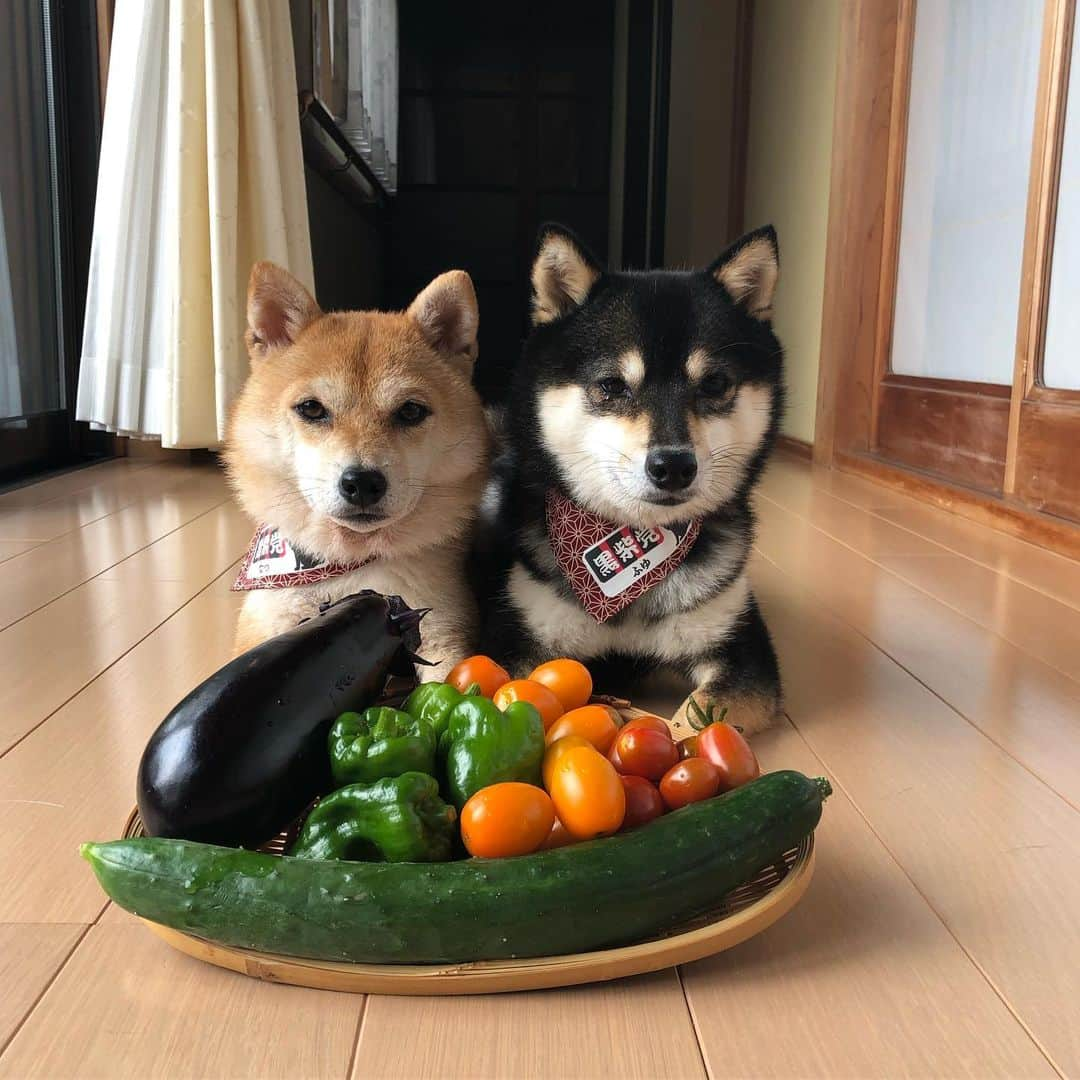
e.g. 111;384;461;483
671;687;780;740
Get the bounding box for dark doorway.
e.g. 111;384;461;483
390;1;619;403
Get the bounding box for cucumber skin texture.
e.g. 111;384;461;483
83;770;828;964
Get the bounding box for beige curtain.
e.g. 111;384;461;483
77;0;315;449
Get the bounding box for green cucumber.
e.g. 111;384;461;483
82;770;830;964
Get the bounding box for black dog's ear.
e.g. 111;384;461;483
531;223;603;325
707;226;779;322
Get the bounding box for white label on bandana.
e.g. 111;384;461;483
247;526;304;578
581;522;693;598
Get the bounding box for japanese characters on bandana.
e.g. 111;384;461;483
232;524;369;591
545;490;702;622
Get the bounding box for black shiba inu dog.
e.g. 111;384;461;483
477;223;784;734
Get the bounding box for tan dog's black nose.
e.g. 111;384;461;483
339;467;387;507
645;448;698;491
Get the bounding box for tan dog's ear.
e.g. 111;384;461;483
408;270;479;361
707;226;779;321
246;262;321;359
531;223;602;325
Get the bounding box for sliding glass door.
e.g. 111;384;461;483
0;0;105;482
871;0;1080;522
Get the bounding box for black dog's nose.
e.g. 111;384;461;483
339;467;387;507
645;448;698;491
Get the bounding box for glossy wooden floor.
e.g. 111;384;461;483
1;453;1077;1079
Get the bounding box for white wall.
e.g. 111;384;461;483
743;0;840;444
664;0;740;268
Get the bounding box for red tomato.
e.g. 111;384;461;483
446;655;510;698
696;722;760;791
659;758;721;810
619;775;665;830
608;739;626;772
460;783;555;858
619;714;672;737
610;727;678;781
678;734;700;760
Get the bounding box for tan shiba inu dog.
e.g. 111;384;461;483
224;262;490;678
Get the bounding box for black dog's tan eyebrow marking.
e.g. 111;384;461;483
616;349;645;390
686;348;711;382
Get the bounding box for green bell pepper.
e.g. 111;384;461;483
402;681;479;739
290;773;456;863
328;707;436;786
440;697;545;810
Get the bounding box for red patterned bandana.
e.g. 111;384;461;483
545;490;702;622
232;524;369;592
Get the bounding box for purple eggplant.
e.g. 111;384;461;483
137;592;424;847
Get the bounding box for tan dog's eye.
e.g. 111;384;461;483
395;400;431;426
295;399;329;422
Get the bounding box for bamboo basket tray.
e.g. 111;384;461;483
117;700;817;995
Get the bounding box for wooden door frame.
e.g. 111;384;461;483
813;0;1080;556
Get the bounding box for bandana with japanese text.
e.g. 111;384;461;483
545;490;701;622
232;524;369;591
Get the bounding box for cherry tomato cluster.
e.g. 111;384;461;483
449;656;762;860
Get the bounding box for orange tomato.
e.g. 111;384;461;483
493;679;564;731
696;722;761;791
542;734;593;790
446;655;510;698
547;745;626;840
619;714;671;737
539;818;577;850
460;782;555;858
659;758;721;810
528;658;593;711
545;704;619;753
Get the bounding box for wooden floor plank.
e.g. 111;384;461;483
0;578;194;755
352;971;705;1079
0;925;86;1053
874;551;1080;686
0;460;151;509
0;463;207;542
0;587;242;923
0;541;39;563
752;554;1080;1074
770;453;1080;614
0;925;361;1080
680;721;1054;1079
0;470;229;631
753;498;1080;810
96;501;252;583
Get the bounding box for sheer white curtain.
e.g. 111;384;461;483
77;0;314;448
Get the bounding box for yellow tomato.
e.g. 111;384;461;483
460;783;556;859
547;746;626;840
528;659;593;711
545;705;619;754
542;734;593;790
493;679;564;731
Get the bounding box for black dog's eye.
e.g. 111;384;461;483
701;371;735;402
595;376;631;400
395;400;431;426
295;399;329;422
